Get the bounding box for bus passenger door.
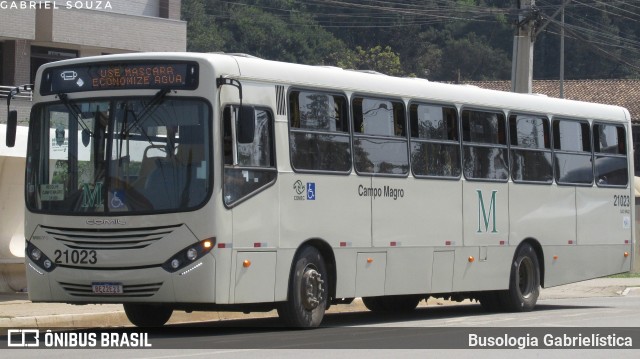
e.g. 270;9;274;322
223;106;280;303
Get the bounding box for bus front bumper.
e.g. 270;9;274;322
25;255;216;304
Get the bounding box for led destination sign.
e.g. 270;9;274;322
41;62;199;95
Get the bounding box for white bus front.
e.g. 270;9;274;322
23;58;222;326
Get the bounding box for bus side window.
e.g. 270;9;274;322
223;106;276;206
352;96;408;175
509;114;552;183
462;109;508;181
553;119;593;185
288;90;351;173
593;123;628;187
409;103;461;178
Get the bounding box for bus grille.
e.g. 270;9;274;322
41;224;181;250
58;282;163;298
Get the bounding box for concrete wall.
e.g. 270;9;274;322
0;125;28;292
108;0;160;17
37;8;186;52
0;9;36;40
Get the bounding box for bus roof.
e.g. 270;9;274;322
38;52;630;124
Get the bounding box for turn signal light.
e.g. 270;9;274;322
468;256;475;263
624;252;629;258
243;260;251;268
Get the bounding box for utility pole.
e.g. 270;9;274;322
512;0;572;94
559;3;566;98
511;0;536;94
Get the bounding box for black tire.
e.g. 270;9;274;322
123;303;173;327
278;246;328;328
363;295;422;312
499;243;540;312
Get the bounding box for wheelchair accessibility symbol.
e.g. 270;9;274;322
306;183;316;200
293;181;316;201
109;190;126;209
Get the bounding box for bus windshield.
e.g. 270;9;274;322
26;97;211;214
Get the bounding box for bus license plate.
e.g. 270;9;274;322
92;282;123;295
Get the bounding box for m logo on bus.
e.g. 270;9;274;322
81;183;104;208
477;190;498;233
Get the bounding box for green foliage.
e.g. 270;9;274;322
332;46;409;77
181;0;640;81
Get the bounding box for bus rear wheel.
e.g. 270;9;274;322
499;243;540;312
278;246;328;328
123;303;173;327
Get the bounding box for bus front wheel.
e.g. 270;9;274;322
499;243;540;312
123;303;173;327
278;246;328;328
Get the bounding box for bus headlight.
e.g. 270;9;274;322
26;242;56;272
162;237;216;273
31;248;42;261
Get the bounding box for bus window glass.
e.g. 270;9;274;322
223;107;276;205
409;103;460;178
509;115;552;183
289;90;351;172
553;119;593;185
462;110;506;145
410;104;457;141
595;124;625;155
290;91;347;132
352;96;408;175
462;109;508;181
511;115;547;149
594;123;628;187
26;98;212;214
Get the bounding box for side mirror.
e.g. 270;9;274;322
81;128;91;147
6;110;17;148
237;106;255;144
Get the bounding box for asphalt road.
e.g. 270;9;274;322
5;294;640;358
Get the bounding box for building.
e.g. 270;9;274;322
1;0;186;123
0;0;185;292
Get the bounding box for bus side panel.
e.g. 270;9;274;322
279;173;371;299
279;173;370;248
230;185;279;304
543;244;631;287
576;187;632;245
509;183;576;246
372;177;462;248
385;248;432;295
462;181;509;246
451;246;513;292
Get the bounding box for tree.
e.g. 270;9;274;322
331;46;409;77
181;0;228;52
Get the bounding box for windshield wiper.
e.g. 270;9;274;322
57;93;94;145
125;88;172;134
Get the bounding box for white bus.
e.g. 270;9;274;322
6;53;633;328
